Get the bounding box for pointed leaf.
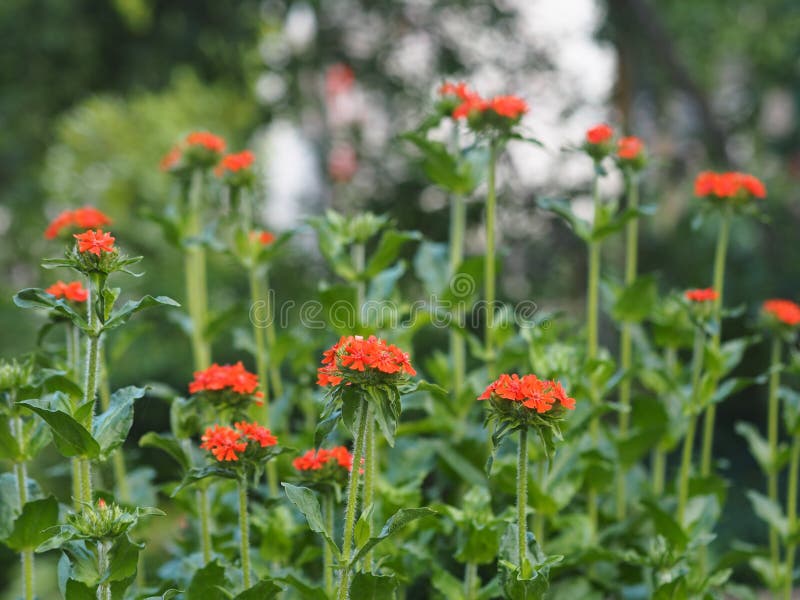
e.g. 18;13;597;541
138;432;190;471
234;579;283;599
350;507;437;565
19;400;100;458
5;496;60;551
93;386;145;456
281;483;340;558
103;295;180;332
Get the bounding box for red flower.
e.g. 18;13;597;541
74;229;115;256
186;131;226;154
452;93;487;120
45;280;89;302
694;171;767;200
250;230;275;246
586;124;614;145
234;421;277;447
478;374;575;414
189;362;262;396
451;90;528;121
685;288;718;303
44;211;75;239
215;150;255;177
293;446;355;472
73;207;112;229
328;144;358;183
160;146;182;171
763;299;800;327
325;63;355;97
317;335;416;387
489;95;529;119
200;425;247;462
617;136;644;160
439;81;475;101
98;498;107;510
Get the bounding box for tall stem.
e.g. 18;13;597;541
586;172;602;534
677;327;705;524
768;336;782;573
362;403;376;572
198;484;212;563
81;272;102;504
484;141;498;378
784;436;800;600
337;399;369;600
263;270;283;400
185;169;212;370
464;562;478;600
449;194;467;399
534;460;546;549
616;170;639;520
352;242;366;324
14;415;34;600
517;428;529;574
67;324;83;509
99;349;130;503
97;540;111;600
237;478;251;590
700;206;732;476
323;493;335;596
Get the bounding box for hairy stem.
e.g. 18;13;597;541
517;428;529;574
337;399;369;600
449;194;466;400
700;205;732;476
784;436;800;600
616;170;639;520
81;273;102;504
14;415;34;600
100;348;130;503
184;168;212;371
586;172;602;536
237;478;251;590
534;460;546;549
768;336;782;576
677;327;705;525
324;493;335;596
362;403;376;572
97;540;111;600
484;140;498;378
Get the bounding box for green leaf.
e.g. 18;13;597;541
142;590;181;600
138;432;190;471
185;560;230;600
355;504;374;550
171;466;237;497
350;507;437;565
537;198;590;241
19;399;100;458
431;567;467;600
349;572;398;599
747;490;788;538
413;242;450;295
13;288;89;330
103;295;180;332
234;579;283;599
366;262;406;304
281;483;340;558
0;419;21;461
93;386;145;456
591;204;656;242
105;535;141;583
363;230;421;278
736;422;772;474
640;499;688;550
65;578;96;600
273;574;328;600
5;496;59;551
402;133;478;194
612;275;658;323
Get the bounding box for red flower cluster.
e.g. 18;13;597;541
478;374;575;414
586;124;613;145
685;288;718;303
186;131;227;154
189;361;263;398
200;425;247;462
763;299;800;327
293;446;353;472
44;207;112;239
617;136;644;160
440;81;529;122
317;335;416;387
160;146;182;171
215;150;255;176
694;171;766;200
74;230;116;256
234;421;278;447
45;280;89;302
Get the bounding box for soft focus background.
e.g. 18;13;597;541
1;0;799;594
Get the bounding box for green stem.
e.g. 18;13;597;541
484;140;498;378
97;540;111;600
337;399;369;600
517;428;529;574
768;336;782;575
263;270;283;399
651;448;665;496
237;478;251;590
352;242;366;324
324;493;335;596
534;460;546;549
784;436;800;600
362;404;376;572
21;550;34;600
100;348;131;503
449;194;466;399
71;459;82;510
13;416;33;600
700;205;732;476
464;562;478;600
677;328;706;524
198;485;212;563
80;460;92;504
185;169;212;370
616;170;639;520
586;171;602;535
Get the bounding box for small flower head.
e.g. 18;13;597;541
584;123;614;161
201;422;281;469
253;230;275;246
215;150;256;189
448;84;528;134
160;145;183;172
181;131;227;169
44;207;112;239
763;299;800;328
45;280;89;303
616;136;646;171
189;362;264;412
74;229;116;256
200;425;247;462
685;288;718;303
317;335;416;388
694;171;767;205
234;421;277;447
67;500;139;540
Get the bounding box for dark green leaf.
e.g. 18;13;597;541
5;496;59;551
234;579;283;599
640;499;688;550
612;275;658;323
93;386;145;456
185;560;230;600
350;507;437;565
537;198;590;241
19;400;100;458
171;466;237;497
13;288;89;331
103;295;180;332
138;432;190;471
281;483;340;558
349;572;398;599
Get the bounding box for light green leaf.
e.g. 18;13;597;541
350;507;437;565
281;483;340;558
103;295;180;332
93;386;145;456
19;400;100;458
138;432;190;471
5;496;60;551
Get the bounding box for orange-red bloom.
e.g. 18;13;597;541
489;95;529;119
326;63;355;97
694;171;767;200
186;131;226;154
44;207;112;239
438;81;473;101
293;446;354;472
250;230;275;246
45;280;89;302
617;136;644;160
160;146;182;171
215;150;255;177
763;299;800;327
189;361;262;397
200;425;247;462
317;335;416;386
44;211;75;239
478;373;575;413
74;229;116;256
685;288;718;303
234;421;277;447
586;124;613;145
